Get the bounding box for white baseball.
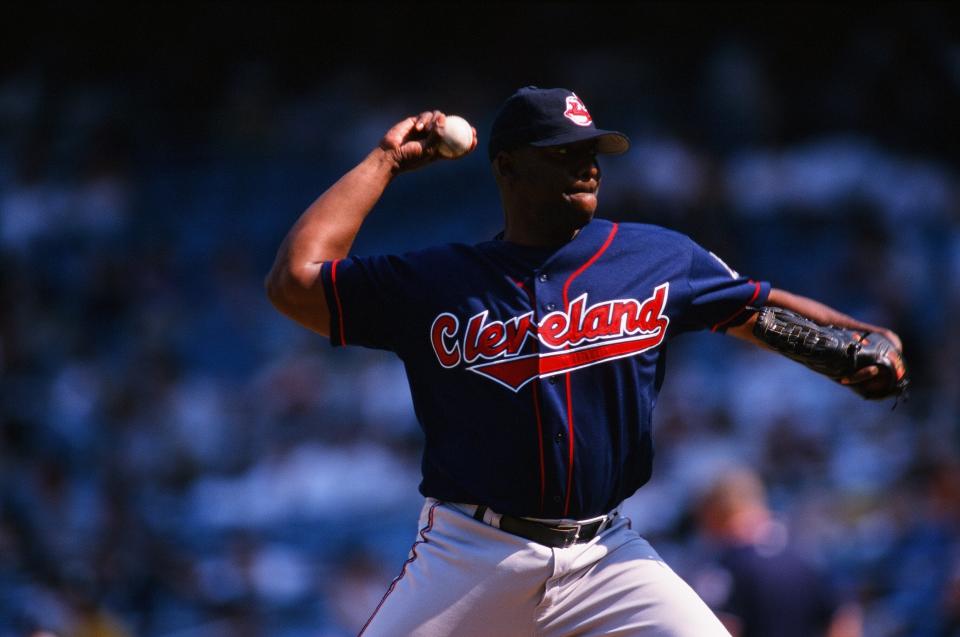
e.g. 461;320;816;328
437;115;474;158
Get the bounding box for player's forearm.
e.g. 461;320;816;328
265;110;472;336
283;148;396;266
267;148;397;292
728;288;901;350
264;148;397;336
765;289;900;348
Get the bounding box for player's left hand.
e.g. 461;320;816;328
839;331;909;400
840;364;894;397
380;111;478;174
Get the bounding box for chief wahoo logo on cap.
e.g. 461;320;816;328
563;94;593;126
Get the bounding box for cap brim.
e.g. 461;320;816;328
529;129;630;155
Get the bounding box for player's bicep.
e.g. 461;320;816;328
265;261;333;337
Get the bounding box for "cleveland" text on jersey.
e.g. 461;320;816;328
429;283;671;391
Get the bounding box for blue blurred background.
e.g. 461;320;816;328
1;3;958;636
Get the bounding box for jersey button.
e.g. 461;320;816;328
545;302;556;311
538;273;548;282
548;376;559;385
553;495;562;503
555;431;564;442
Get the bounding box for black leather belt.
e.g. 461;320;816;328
471;505;616;548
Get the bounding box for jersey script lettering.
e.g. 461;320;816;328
430;283;670;391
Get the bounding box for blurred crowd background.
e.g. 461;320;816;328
2;3;959;636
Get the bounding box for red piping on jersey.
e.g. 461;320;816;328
531;370;546;513
561;224;620;307
359;501;440;636
560;222;619;516
710;279;761;333
516;278;546;513
563;374;576;515
330;259;346;346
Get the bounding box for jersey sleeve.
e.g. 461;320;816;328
676;240;771;334
318;254;415;352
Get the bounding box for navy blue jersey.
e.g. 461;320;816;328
320;219;770;518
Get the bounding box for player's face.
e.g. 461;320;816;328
510;140;601;233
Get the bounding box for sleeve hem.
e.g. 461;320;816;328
710;280;771;333
320;259;347;347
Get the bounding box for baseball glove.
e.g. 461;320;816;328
752;306;909;400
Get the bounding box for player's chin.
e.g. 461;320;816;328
563;191;597;208
562;192;598;221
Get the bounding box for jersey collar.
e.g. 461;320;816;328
482;218;616;277
530;218;615;276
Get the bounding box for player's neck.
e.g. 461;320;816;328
502;213;586;247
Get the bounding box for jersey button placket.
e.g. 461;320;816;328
534;269;565;515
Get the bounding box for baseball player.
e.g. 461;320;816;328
266;87;908;636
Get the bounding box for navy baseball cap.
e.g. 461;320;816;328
488;86;630;161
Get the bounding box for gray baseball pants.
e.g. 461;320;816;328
359;498;730;636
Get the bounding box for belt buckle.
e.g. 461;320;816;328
554;524;581;548
578;513;612;542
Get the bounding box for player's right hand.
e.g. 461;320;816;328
379;110;478;173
